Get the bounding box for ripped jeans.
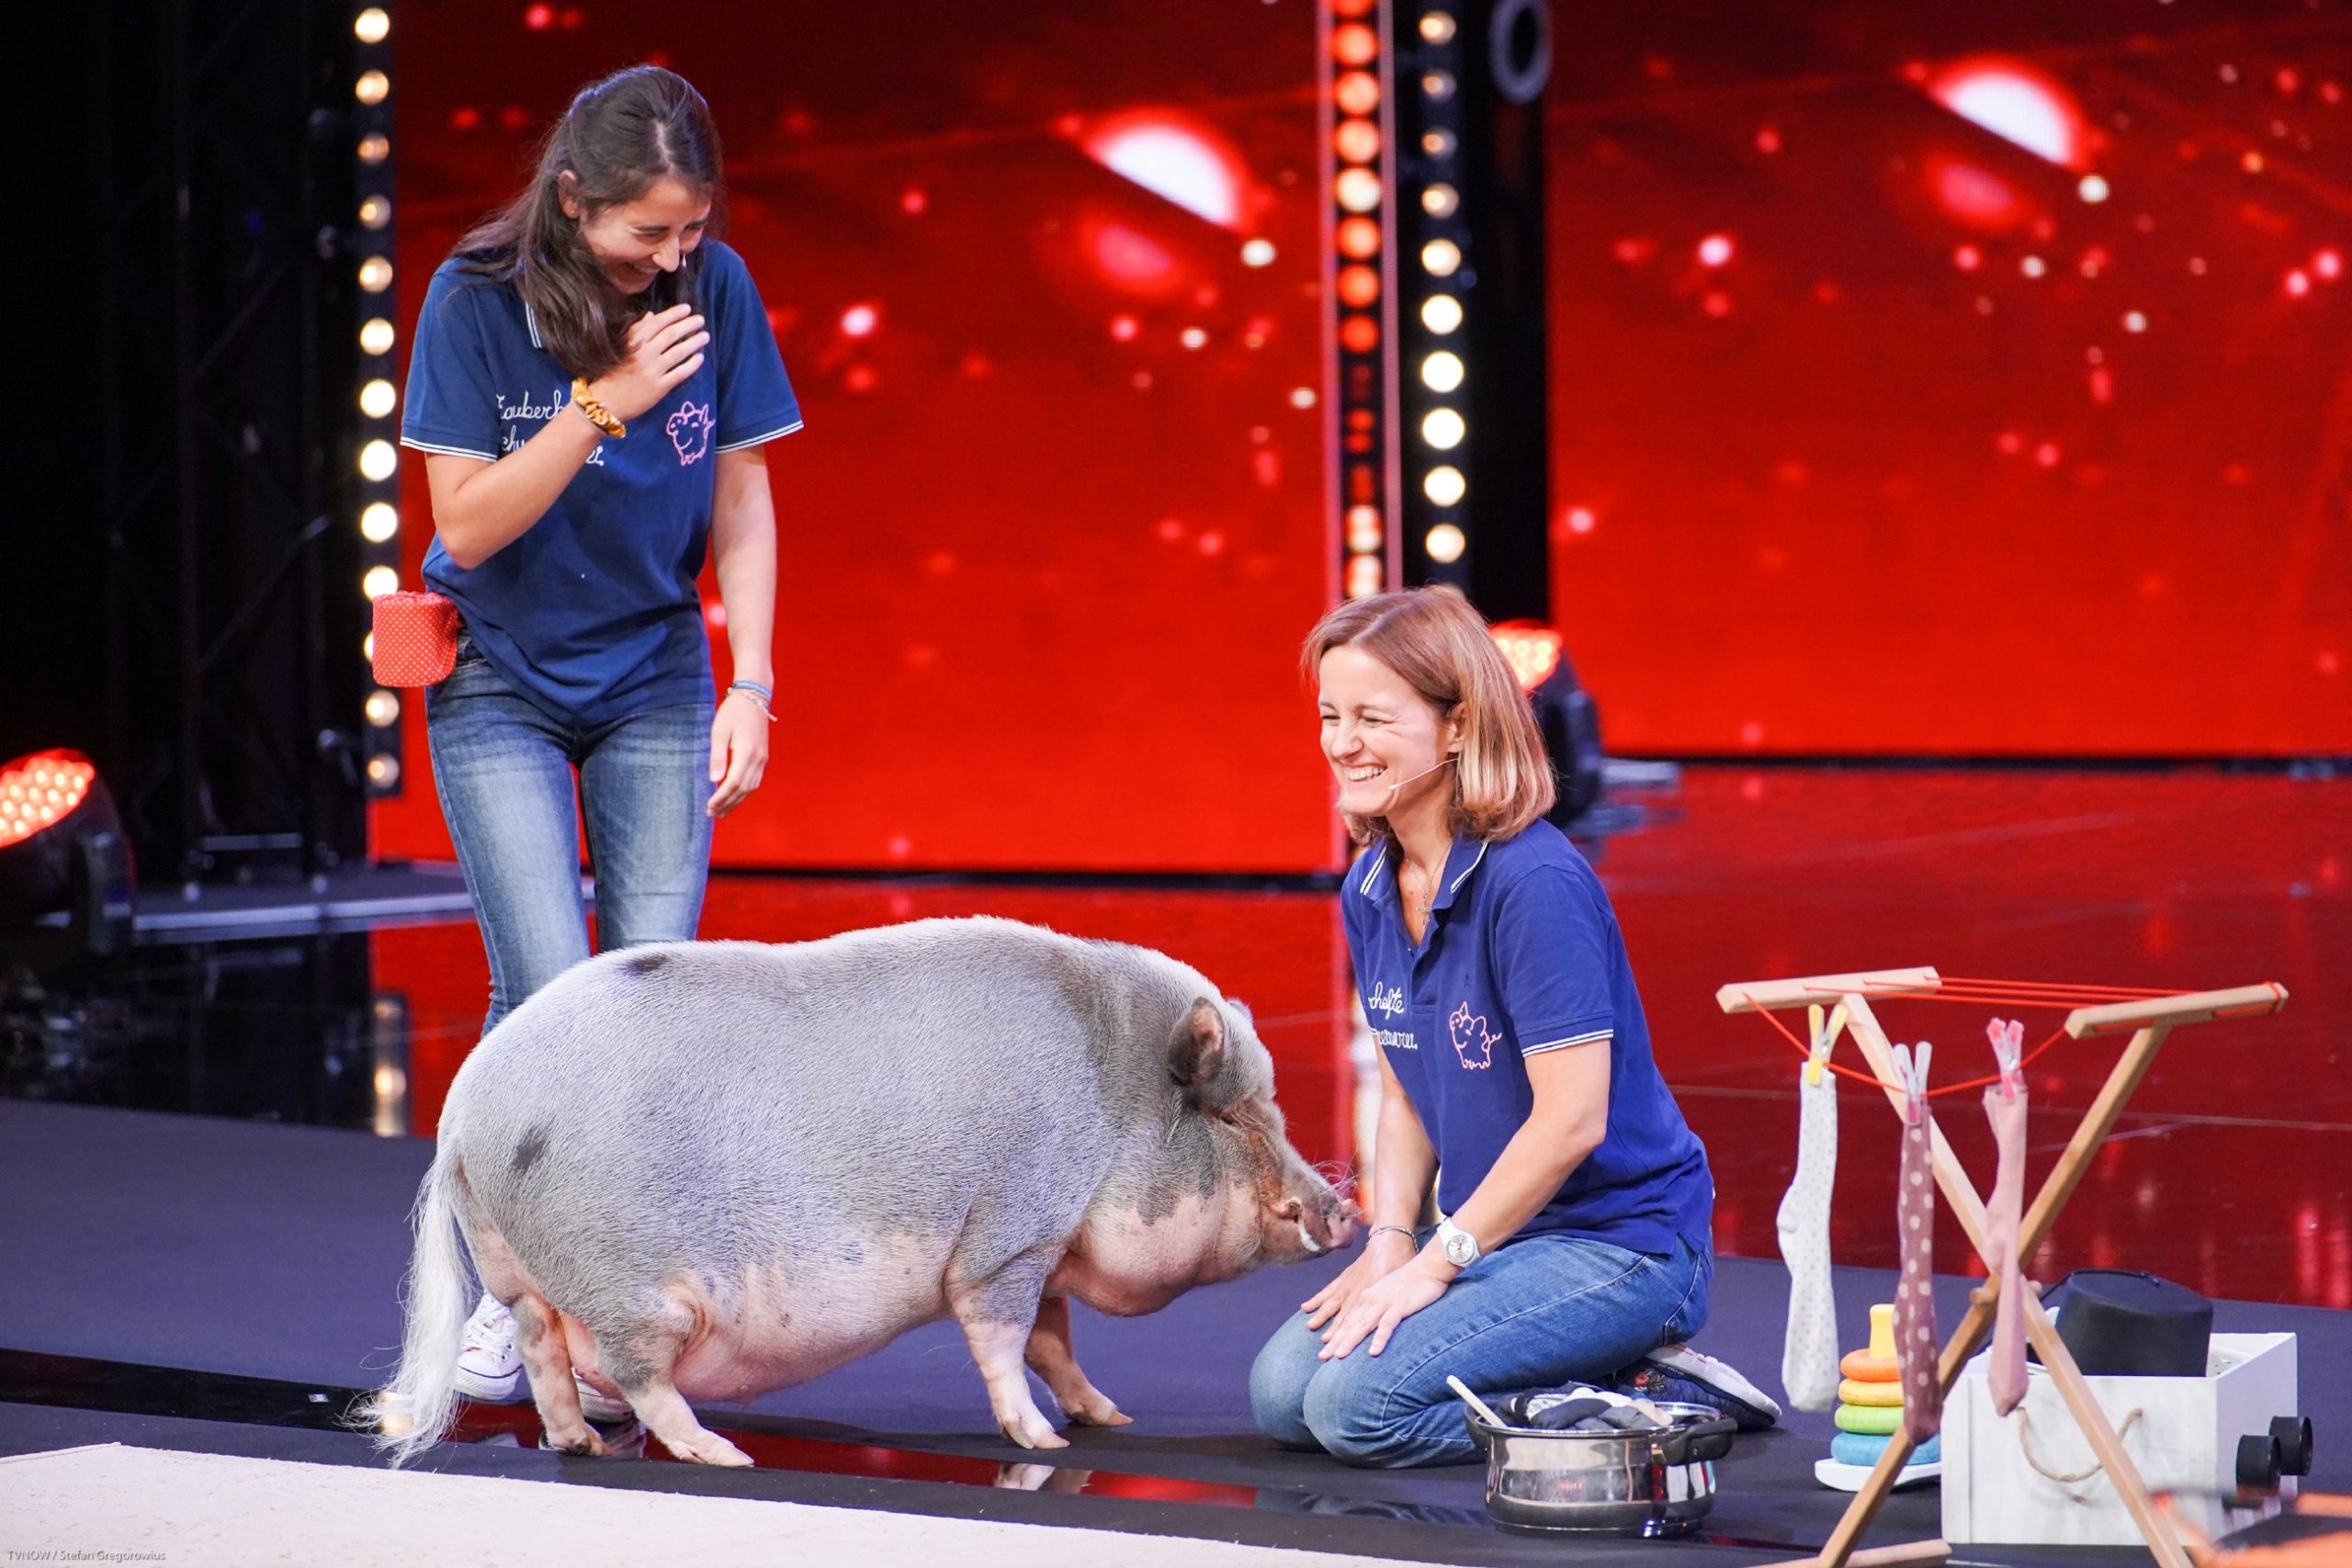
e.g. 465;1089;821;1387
1249;1230;1712;1468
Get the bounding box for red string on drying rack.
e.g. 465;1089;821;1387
1745;990;2081;1099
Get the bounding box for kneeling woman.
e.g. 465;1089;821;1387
1250;586;1776;1468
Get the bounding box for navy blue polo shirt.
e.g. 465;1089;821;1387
400;240;802;725
1342;819;1714;1255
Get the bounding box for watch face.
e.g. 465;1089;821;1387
1444;1229;1476;1266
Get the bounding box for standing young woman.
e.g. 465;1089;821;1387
396;65;802;1410
1249;586;1777;1467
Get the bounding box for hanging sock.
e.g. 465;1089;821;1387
1891;1042;1942;1444
1777;1003;1845;1411
1983;1018;2030;1416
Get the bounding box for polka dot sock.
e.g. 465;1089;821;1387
1893;1043;1942;1444
1984;1080;2030;1415
1776;1060;1841;1411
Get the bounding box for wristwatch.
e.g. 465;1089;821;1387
1436;1218;1481;1269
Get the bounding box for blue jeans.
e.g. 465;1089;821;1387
425;642;714;1035
1250;1230;1712;1468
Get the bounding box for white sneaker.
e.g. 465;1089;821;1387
1620;1344;1783;1432
574;1375;632;1423
452;1295;526;1404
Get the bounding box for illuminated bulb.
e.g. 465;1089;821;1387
1697;233;1734;266
1335;72;1380;116
1346;505;1383;553
1421;71;1456;103
2021;254;2047;277
1336;168;1384;213
359;317;395;355
1331;23;1378;66
354;7;390;43
1425;521;1466;560
1420;295;1463;333
357;133;390;164
361;565;400;600
1421;408;1465;448
359;502;399;543
358;255;392;293
1240;238;1275;266
355;71;389;106
1422;128;1456;158
362;632;375;661
1422;239;1462;276
1288;387;1317;409
1422;183;1459;218
2123;310;2148;332
366;754;401;788
2078;173;2110;202
359;195;390;230
1335;119;1379;164
359;378;398;418
1419;11;1456;43
358;439;398;481
1345;553;1384;600
1419;351;1464;392
1336;217;1381;258
365;690;401;728
1180;327;1207;349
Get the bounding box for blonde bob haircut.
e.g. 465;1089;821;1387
1304;584;1556;846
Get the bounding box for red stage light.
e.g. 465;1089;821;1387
1489;624;1564;693
0;751;96;849
1697;233;1734;267
1334;118;1380;164
841;303;879;337
524;3;552;30
1083;115;1245;228
1932;159;2023;229
1331;24;1377;66
1340;316;1379;353
1334;72;1379;116
1337;265;1380;307
1091;222;1179;287
1336;217;1380;258
2316;249;2343;280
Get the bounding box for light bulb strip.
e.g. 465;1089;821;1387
1398;4;1468;579
1323;0;1405;601
354;6;401;795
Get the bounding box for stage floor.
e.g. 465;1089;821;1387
3;765;2346;1562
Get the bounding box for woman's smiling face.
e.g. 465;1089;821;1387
1317;644;1457;820
567;175;710;294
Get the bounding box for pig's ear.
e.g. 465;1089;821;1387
1168;998;1227;1089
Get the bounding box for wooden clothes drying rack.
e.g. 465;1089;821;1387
1715;965;2290;1568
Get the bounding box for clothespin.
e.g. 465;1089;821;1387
1985;1017;2025;1100
1804;1001;1846;1087
1891;1041;1932;1126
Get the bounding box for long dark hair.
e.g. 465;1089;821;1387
453;65;722;378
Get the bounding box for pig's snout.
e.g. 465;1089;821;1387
1274;1192;1362;1256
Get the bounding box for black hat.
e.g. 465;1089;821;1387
2033;1269;2212;1377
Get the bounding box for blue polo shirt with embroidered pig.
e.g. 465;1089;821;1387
1341;819;1713;1255
399;240;802;725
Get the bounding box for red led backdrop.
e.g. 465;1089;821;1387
1545;1;2352;755
375;1;1341;873
373;3;2352;876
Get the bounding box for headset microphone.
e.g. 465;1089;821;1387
1384;755;1458;801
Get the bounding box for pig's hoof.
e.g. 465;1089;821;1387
1063;1395;1133;1428
539;1427;606;1458
1002;1416;1069;1451
666;1432;754;1468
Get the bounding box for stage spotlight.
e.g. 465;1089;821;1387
354;7;390;43
359;318;395;355
1490;623;1605;823
0;750;135;961
359;378;398;418
357;133;390;164
362;565;400;600
1419;10;1457;42
1422;128;1456;158
355;71;389;106
1334;120;1379;164
1420;351;1464;391
1336;169;1383;212
358;439;398;481
365;691;401;728
358;256;392;293
366;755;401;789
1420;295;1463;333
1421;239;1462;276
359;502;398;543
1422;184;1460;218
1426;523;1466;561
1421;408;1465;448
1425;468;1466;506
358;196;391;231
1421;71;1457;103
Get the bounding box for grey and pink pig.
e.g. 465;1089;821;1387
367;916;1357;1466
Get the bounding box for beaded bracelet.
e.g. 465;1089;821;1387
725;680;775;722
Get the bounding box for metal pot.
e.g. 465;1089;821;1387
1464;1400;1737;1536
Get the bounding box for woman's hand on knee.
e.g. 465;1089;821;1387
1317;1258;1451;1362
1302;1230;1416;1328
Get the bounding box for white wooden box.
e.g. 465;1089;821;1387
1942;1332;2298;1546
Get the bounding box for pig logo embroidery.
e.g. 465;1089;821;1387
1449;1003;1499;1070
666;401;714;465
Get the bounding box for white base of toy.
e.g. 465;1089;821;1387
1816;1456;1941;1492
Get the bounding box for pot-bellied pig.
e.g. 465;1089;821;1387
367;916;1357;1467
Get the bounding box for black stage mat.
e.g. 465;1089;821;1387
5;1099;2343;1563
